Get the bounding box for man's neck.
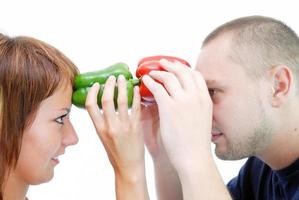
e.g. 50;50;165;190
258;126;299;170
4;172;28;200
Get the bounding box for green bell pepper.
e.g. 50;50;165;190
74;62;133;89
72;79;139;108
72;62;139;109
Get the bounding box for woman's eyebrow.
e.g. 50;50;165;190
60;108;71;114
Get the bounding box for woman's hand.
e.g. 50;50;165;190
85;75;149;200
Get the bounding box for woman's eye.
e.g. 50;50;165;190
55;114;67;125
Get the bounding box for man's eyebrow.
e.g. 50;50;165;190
206;79;227;88
206;79;217;85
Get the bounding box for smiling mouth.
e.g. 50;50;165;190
211;132;223;142
51;156;60;164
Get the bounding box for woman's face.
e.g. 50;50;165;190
14;82;78;185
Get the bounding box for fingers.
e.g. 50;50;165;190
148;70;183;98
101;75;117;124
158;59;196;91
86;75;142;160
152;59;209;98
117;75;129;121
85;82;104;136
131;86;141;122
192;70;210;98
142;75;171;105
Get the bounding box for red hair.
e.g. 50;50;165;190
0;33;79;199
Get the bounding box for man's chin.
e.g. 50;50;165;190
214;145;229;160
215;149;249;160
215;151;230;160
215;148;240;161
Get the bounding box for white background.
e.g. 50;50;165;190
1;0;298;199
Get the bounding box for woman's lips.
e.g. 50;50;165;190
51;153;64;165
51;157;60;165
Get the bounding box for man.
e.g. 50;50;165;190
141;16;299;199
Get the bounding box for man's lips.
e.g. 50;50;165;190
211;132;223;142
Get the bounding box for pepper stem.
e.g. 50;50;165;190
129;78;141;86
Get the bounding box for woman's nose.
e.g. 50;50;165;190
62;121;79;147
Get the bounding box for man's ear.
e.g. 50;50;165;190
269;65;293;107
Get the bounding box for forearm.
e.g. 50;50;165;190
115;164;150;200
177;155;231;200
153;153;183;200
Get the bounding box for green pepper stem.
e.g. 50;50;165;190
129;78;141;86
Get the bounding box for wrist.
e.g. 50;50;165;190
151;148;168;161
115;163;149;200
115;162;146;184
176;156;230;199
175;150;214;178
176;154;221;187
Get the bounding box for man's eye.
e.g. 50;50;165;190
208;89;217;97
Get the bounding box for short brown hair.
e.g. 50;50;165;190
202;16;299;82
0;33;79;199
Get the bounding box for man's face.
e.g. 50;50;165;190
196;35;274;160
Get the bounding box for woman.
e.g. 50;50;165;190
0;33;149;200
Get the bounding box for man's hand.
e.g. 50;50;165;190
142;59;213;172
142;59;231;200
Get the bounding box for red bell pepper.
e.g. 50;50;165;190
136;55;191;102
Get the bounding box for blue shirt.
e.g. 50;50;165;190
227;157;299;200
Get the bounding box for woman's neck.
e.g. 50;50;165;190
4;172;28;200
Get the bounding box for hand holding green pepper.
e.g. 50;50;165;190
72;62;139;108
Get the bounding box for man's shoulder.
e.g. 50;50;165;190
243;156;267;171
227;157;299;199
238;156;272;182
227;157;272;199
227;156;267;184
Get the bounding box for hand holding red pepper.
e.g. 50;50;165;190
136;55;191;102
141;58;227;200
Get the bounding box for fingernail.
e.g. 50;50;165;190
142;75;149;81
134;85;139;92
118;74;125;81
149;71;155;76
159;58;168;63
108;75;116;81
93;82;100;87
